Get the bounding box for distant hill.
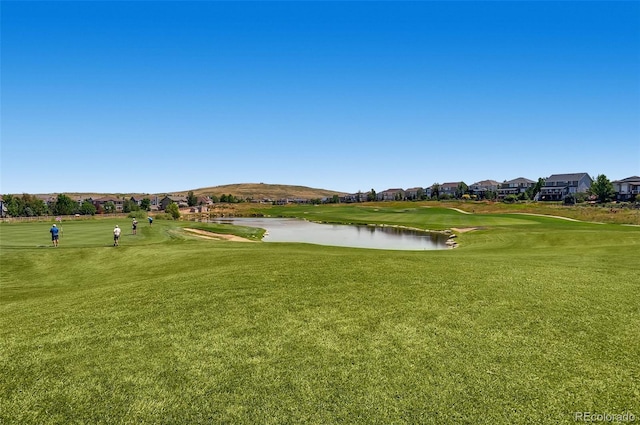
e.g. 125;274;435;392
176;183;346;200
20;183;345;201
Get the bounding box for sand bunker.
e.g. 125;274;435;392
450;227;481;233
183;228;255;242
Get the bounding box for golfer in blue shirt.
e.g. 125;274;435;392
50;224;59;247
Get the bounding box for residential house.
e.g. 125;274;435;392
160;195;188;210
341;193;363;203
93;196;125;212
539;173;593;201
469;180;499;199
612;176;640;202
0;196;7;218
405;187;426;201
440;182;464;198
497;177;535;200
377;188;405;201
197;196;214;206
76;196;92;208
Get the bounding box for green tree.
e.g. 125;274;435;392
79;201;97;215
165;202;180;219
53;194;77;215
3;194;49;217
103;202;116;214
332;194;340;204
366;189;377;202
589;174;615;203
503;194;518;204
140;198;151;211
2;195;19;216
122;199;139;213
484;190;498;201
456;182;468;199
526;178;545;200
30;196;48;216
430;183;441;200
187;191;197;207
416;188;425;200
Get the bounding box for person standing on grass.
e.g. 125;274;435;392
113;225;121;246
148;216;153;226
50;224;59;247
132;218;138;235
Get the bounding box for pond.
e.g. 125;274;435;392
211;217;450;250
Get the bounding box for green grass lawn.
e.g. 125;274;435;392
1;207;639;424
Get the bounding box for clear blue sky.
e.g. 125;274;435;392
2;1;639;195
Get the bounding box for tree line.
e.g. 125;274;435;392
2;175;631;218
1;194;152;218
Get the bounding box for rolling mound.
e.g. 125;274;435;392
179;183;346;200
25;184;345;201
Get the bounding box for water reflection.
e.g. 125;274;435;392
211;217;448;250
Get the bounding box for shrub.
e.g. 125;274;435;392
503;194;518;204
152;213;172;220
165;203;181;220
127;211;148;220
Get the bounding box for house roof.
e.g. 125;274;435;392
162;195;188;202
612;176;640;184
441;182;463;188
471;180;499;186
94;196;121;202
545;173;590;182
505;177;535;184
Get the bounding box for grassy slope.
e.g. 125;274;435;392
1;208;639;424
21;183;345;203
186;183;345;199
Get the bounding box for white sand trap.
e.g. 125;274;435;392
183;228;255;242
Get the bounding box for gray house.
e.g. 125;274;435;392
93;196;124;212
160;195;188;210
404;187;426;200
539;173;593;201
470;180;499;198
612;176;640;201
0;196;6;218
440;182;464;198
377;188;405;201
497;177;535;200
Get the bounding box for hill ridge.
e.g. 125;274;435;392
23;183;346;201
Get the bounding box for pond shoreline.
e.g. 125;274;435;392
205;216;454;250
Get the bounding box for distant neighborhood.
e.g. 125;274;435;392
1;173;639;218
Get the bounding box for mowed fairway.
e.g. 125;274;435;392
1;206;639;424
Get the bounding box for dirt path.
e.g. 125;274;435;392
507;213;582;222
183;228;256;242
448;208;472;214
